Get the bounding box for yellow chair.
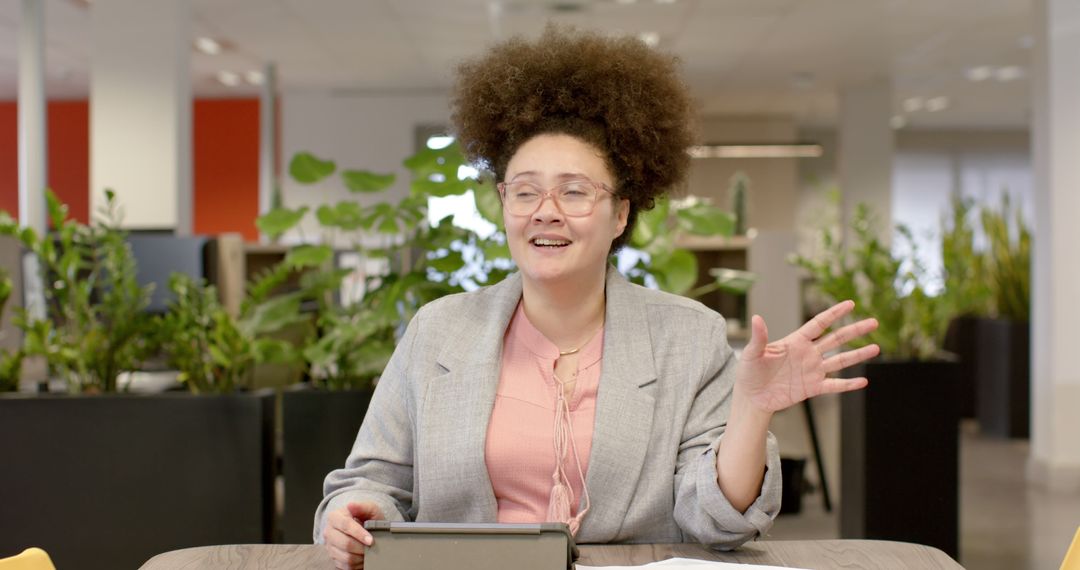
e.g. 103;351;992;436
1063;526;1080;570
0;548;55;570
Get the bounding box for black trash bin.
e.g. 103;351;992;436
779;456;807;515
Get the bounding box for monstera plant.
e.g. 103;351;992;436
626;194;754;298
261;141;750;389
258;142;511;390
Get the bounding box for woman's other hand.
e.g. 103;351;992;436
323;502;383;570
735;300;880;414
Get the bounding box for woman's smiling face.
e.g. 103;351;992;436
502;133;629;287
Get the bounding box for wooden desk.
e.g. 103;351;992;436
140;540;963;569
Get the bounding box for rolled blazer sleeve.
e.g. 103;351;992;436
672;316;782;549
313;311;422;543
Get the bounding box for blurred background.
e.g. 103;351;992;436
0;1;1077;569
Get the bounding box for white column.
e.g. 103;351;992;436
837;80;894;243
18;0;47;234
258;61;278;237
1029;0;1080;493
90;0;192;234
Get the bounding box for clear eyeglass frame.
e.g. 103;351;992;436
497;179;617;217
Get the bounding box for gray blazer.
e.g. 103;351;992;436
315;267;781;549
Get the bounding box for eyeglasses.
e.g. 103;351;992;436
497;179;617;217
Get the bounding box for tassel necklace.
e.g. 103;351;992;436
545;326;601;536
547;368;591;535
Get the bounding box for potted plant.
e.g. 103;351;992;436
0;191;157;393
0;267;22;392
0;192;278;569
791;202;960;559
940;194;994;418
266;142;514;541
973;194;1031;438
625;193;754;298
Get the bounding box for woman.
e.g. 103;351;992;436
316;27;879;569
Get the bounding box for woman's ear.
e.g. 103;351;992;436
614;198;631;237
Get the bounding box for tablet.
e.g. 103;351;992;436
363;521;578;570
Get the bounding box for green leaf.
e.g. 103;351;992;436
0;211;17;237
18;227;37;248
302;337;335;368
289;152;336;184
253;338;298;365
473;184;504;227
428;250;465;273
285;244;333;269
342;170;396;193
376;215;400;234
652;249;698;295
403;144;466;180
315;202;366;230
481;240;511;261
631;198;670;248
363;247;391;261
368;203;400;235
300;267;350;294
411;178;472;198
208;345;230;368
46;189;67;229
708;267;757;295
255;206;309;240
243;293;305;336
642;234;675;268
675;204;736;236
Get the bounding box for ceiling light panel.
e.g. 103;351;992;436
244;70;265;85
965;66;992;81
688;144;824;159
194;36;222;55
925;96;949;112
902;97;923;113
215;70;240;87
638;31;660;47
995;66;1024;81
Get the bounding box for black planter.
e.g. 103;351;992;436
943;316;979;419
0;391;275;570
974;318;1030;439
778;457;806;516
281;385;375;543
840;360;960;559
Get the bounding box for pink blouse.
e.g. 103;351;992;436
484;302;604;523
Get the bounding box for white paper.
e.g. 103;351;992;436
577;557;809;570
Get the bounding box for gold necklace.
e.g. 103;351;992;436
557;325;603;357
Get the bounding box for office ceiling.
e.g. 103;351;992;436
0;0;1033;129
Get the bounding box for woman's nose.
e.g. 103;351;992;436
532;192;564;223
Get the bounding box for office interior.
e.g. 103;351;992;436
0;1;1077;569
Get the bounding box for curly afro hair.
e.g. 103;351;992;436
450;25;696;251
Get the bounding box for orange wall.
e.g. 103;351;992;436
0;103;15;219
194;99;259;240
0;98;260;240
48;102;90;223
0;101;89;223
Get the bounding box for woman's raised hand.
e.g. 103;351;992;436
735;300;880;414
